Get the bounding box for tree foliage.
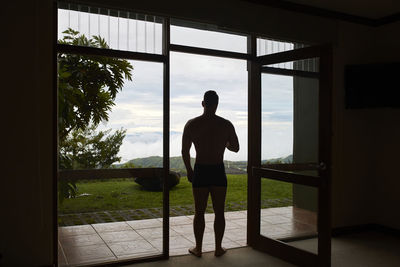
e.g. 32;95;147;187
58;29;133;204
60;125;126;169
58;28;133;140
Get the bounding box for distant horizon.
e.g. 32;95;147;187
116;154;293;164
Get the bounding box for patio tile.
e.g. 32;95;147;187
145;238;163;251
63;243;116;265
223;240;241;249
262;215;293;225
183;231;215;244
92;222;132;233
202;240;240;252
170;247;191;256
269;206;293;214
223;228;247;241
99;230;142;243
126;219;162;230
149;235;194;250
203;231;219;244
204;213;215;222
60;233;105;247
182;229;236;245
260;220;274;228
169;216;193;226
187;213;220;222
239;210;247;215
229;218;247;228
279;221;317;234
235;239;247;246
118;251;163;260
260;224;288;237
204;224;215;232
58;207;307;265
58;225;96;237
108;239;158;257
261;208;278;216
58;242;68;266
135;227;180;240
170;224;195;235
293;208;317;225
202;243;214;253
269;232;294;239
225;211;247;220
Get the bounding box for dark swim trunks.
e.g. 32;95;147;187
192;163;227;188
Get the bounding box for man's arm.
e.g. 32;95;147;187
226;121;239;152
181;121;194;182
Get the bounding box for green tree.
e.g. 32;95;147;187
60;125;126;169
58;29;133;203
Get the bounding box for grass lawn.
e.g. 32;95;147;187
58;174;292;214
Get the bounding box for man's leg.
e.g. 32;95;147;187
189;187;210;257
210;186;227;256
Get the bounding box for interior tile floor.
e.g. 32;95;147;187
58;206;317;266
127;231;400;267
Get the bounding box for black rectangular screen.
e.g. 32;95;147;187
345;63;400;109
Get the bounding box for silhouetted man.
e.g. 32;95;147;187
182;90;239;257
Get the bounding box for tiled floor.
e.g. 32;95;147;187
58;206;316;266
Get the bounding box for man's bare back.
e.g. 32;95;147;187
183;114;239;165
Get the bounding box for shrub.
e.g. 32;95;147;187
134;171;180;191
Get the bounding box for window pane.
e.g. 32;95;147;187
171;21;248;53
58;2;163;54
57;54;163;170
257;37;308;56
261;73;294;161
262;72;320;165
264;58;320;72
260;178;318;254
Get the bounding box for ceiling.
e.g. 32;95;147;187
284;0;400;19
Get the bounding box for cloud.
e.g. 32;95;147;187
125;132;162;144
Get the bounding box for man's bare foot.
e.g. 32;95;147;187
215;247;227;257
188;247;202;257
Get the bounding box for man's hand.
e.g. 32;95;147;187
187;169;194;183
226;122;239;152
182;121;194;183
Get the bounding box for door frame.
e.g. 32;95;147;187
247;39;333;267
54;4;332;264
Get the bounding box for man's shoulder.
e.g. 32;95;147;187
185;116;202;128
215;115;233;126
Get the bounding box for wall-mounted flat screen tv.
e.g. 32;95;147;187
345;62;400;109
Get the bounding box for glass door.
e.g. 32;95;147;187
247;43;332;267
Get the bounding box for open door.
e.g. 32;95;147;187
247;43;332;267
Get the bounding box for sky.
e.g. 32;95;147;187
58;8;294;163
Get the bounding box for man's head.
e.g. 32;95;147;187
202;90;219;113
